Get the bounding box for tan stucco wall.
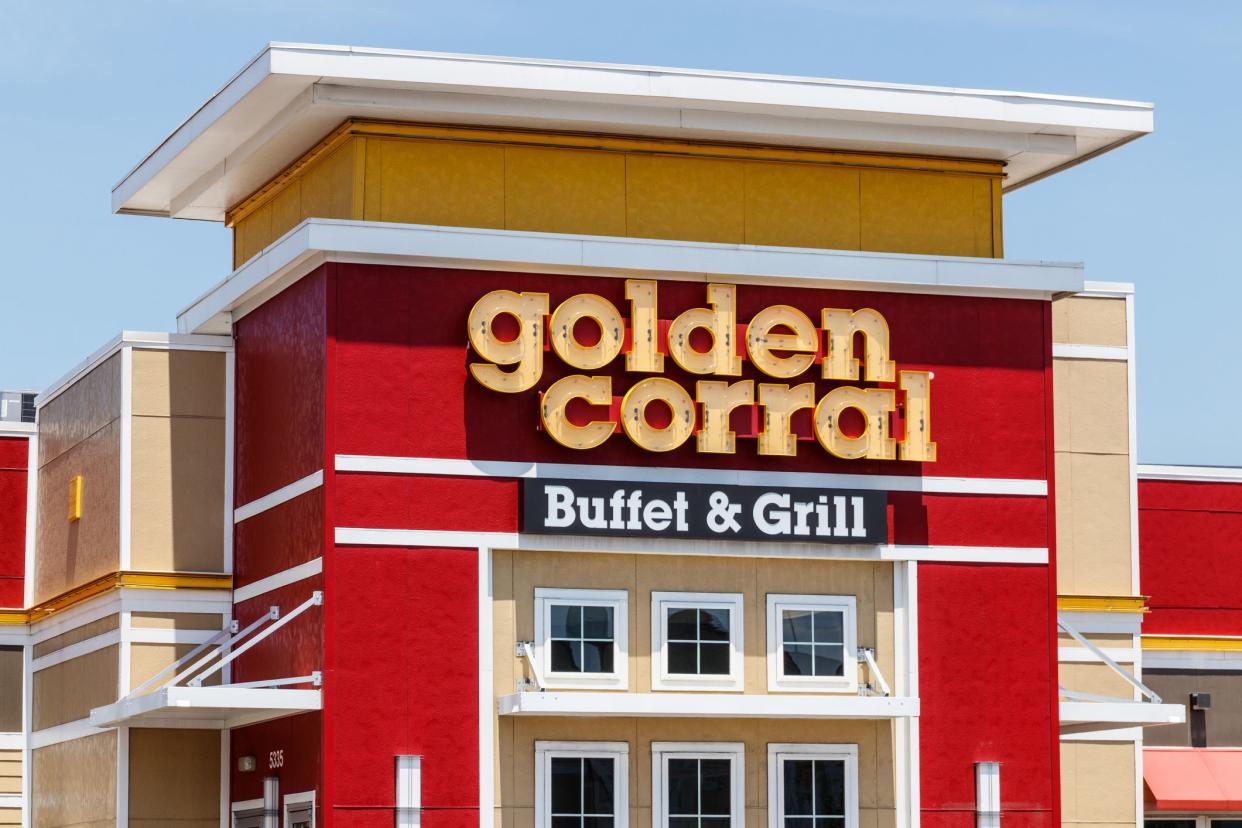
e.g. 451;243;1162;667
36;354;122;603
493;551;894;696
1060;740;1136;828
32;645;118;730
0;748;20;795
31;731;117;828
130;642;220;693
129;348;226;574
1051;295;1134;596
129;728;220;827
497;717;894;828
32;613;120;659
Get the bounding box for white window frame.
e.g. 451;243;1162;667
767;744;859;828
766;594;858;693
652;741;746;828
535;588;629;689
536;740;630;828
651;592;744;692
283;791;315;827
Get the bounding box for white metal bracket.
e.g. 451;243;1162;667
857;647;892;697
515;640;545;691
1057;615;1162;703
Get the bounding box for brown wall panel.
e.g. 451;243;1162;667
0;647;20;732
31;731;117;828
1144;670;1242;747
32;614;120;659
32;645;118;730
35;418;120;603
130;642;221;692
131;349;226;419
0;748;20;795
39;354;121;467
129;728;220;827
130;611;224;630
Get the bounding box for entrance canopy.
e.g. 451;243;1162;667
90;686;321;730
1145;748;1242;812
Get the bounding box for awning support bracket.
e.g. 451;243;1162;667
858;647;891;697
1057;615;1162;704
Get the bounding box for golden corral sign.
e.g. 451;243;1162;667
468;281;934;461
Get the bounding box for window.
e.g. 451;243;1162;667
767;745;858;828
766;595;857;693
283;791;315;828
535;589;628;689
1145;821;1198;828
651;593;744;691
536;742;629;828
652;743;745;828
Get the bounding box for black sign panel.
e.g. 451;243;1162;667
521;478;887;544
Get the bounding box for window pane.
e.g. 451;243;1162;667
812;645;844;678
551;757;582;813
699;759;732;815
667;759;700;815
582;758;615;815
668;609;698;641
783;610;814;644
552;605;581;638
1212;822;1242;828
784;644;814;676
668;819;698;828
702;819;732;828
815;819;845;828
784;759;815;816
668;642;699;674
553;818;581;828
814;761;845;815
583;641;614;673
813;611;843;642
699;642;731;675
583;606;614;639
551;640;583;673
785;819;814;828
1146;822;1197;828
584;819;615;828
699;608;730;641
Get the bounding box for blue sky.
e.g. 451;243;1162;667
1;1;1238;464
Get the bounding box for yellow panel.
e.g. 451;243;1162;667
1059;741;1135;825
625;154;745;243
376;137;505;229
301;139;358;223
230;121;1005;267
504;145;626;237
859;170;982;257
744;161;860;250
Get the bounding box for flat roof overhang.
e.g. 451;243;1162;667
1059;700;1185;736
499;691;918;719
176;218;1085;335
89;686;321;730
114;43;1153;221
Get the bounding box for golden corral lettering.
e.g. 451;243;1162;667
467;281;936;461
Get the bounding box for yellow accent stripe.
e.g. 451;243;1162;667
225;118;1006;227
0;571;233;625
1143;636;1242;652
1057;595;1149;613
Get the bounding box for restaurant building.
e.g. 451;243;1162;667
0;43;1211;827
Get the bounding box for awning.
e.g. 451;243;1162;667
1145;748;1242;811
90;686;321;729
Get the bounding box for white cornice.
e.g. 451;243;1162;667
115;42;1153;220
176;218;1084;335
1138;464;1242;483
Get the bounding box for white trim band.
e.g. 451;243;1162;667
1138;464;1242;483
234;470;323;523
234;557;324;603
336;527;1047;564
335;454;1048;497
178;219;1085;333
500;691;918;718
1051;344;1129;361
